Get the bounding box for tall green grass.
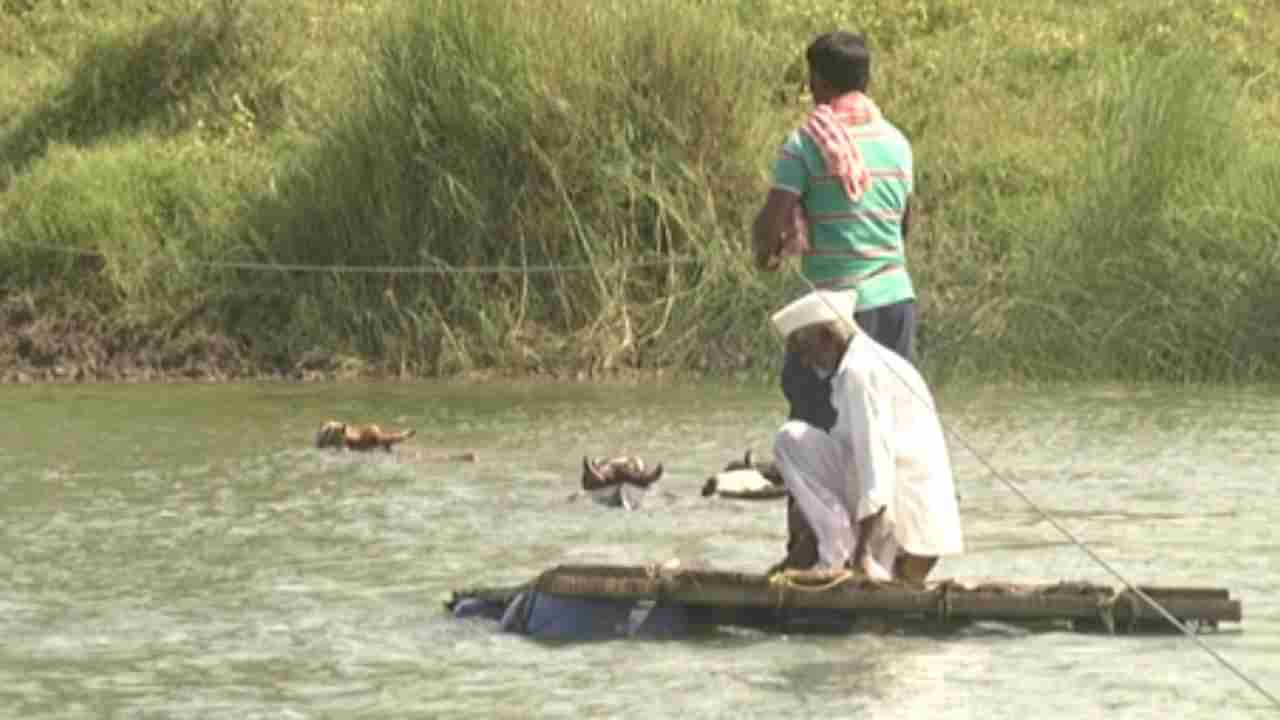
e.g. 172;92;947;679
2;0;1279;381
235;0;799;374
1006;50;1280;381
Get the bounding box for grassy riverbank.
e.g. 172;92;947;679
2;0;1279;383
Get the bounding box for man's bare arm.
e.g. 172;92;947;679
752;189;800;271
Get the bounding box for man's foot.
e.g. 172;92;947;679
857;553;893;583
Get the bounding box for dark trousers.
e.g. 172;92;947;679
780;299;917;432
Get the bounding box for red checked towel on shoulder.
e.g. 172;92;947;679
781;92;882;256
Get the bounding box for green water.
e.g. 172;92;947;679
2;381;1278;718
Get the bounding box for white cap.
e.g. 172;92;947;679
770;289;857;338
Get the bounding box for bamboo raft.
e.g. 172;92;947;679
449;563;1243;634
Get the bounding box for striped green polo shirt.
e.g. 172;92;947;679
772;117;915;311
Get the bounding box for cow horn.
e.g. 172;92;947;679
646;463;664;483
583;456;607;486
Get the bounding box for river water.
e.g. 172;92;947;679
2;380;1278;718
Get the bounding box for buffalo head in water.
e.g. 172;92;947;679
580;455;664;510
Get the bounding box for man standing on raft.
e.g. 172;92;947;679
753;30;919;434
769;289;963;583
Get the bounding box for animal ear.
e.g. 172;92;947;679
761;461;784;485
744;449;754;466
647;463;664;482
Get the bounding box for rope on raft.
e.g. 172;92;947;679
767;569;856;610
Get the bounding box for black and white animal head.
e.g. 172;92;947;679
702;449;785;498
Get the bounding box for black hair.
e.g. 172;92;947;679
805;32;871;93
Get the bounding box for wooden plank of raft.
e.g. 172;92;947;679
1137;585;1231;599
531;565;1241;624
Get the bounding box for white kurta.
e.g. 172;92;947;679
773;332;964;570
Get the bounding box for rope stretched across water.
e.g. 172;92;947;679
3;240;702;275
787;264;1280;711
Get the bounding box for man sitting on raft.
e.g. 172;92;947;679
770;289;963;583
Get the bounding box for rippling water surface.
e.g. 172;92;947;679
2;380;1278;718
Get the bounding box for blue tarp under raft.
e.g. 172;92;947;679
449;587;867;640
446;564;1243;642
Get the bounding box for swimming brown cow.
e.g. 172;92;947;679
315;420;416;452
